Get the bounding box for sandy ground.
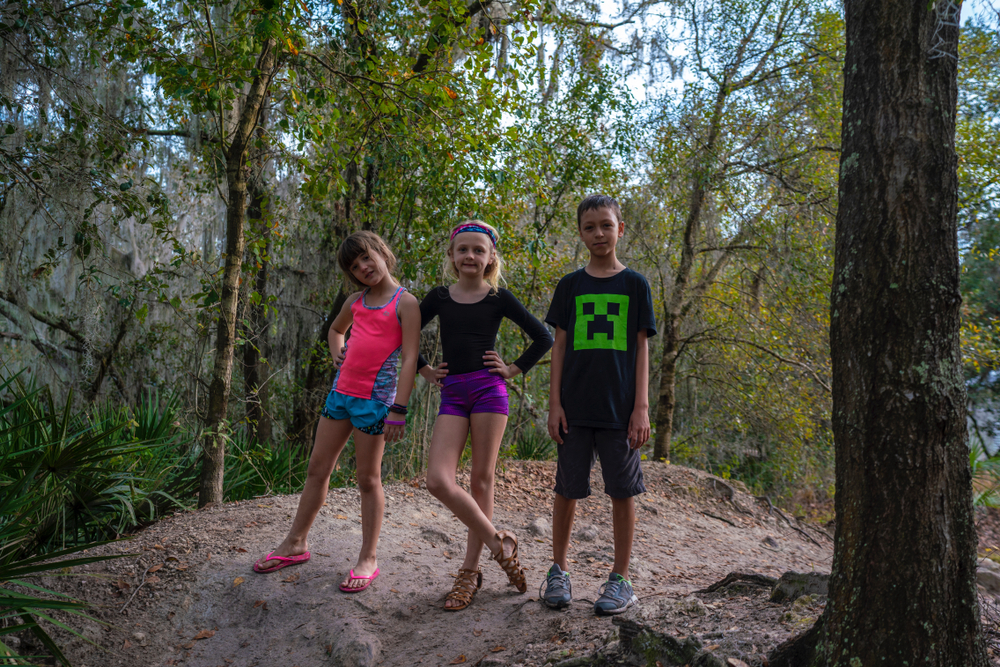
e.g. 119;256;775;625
24;461;839;667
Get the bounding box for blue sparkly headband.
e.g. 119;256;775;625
450;223;497;246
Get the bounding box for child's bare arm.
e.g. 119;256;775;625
627;330;650;449
547;327;568;444
386;292;421;442
329;293;361;368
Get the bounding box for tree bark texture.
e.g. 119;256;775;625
822;1;986;664
199;38;278;508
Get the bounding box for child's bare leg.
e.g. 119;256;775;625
552;493;577;571
610;496;635;579
342;429;386;589
425;415;504;557
256;417;354;569
458;413;507;571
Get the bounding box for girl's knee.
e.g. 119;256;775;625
425;473;453;499
470;472;495;499
356;473;383;495
306;459;335;482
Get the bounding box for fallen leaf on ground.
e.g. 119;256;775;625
473;629;482;637
706;644;720;650
283;573;300;583
148;563;163;573
390;588;399;593
123;639;132;649
449;656;465;664
146;576;160;584
193;630;215;640
182;642;194;649
336;514;348;520
490;646;505;652
253;600;266;608
727;660;749;667
233;577;245;587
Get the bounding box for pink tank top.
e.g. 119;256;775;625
332;286;405;405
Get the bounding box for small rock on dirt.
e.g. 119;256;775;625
326;619;380;667
573;524;599;542
977;567;1000;594
526;517;552;538
132;632;147;646
420;526;452;544
770;571;829;603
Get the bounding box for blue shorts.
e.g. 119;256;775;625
321;390;388;435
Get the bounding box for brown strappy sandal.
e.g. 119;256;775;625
444;568;483;611
491;530;527;593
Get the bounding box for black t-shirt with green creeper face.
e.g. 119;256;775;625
545;268;657;430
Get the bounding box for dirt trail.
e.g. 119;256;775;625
48;462;834;667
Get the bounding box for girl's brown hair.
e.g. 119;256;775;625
337;231;397;287
443;220;505;295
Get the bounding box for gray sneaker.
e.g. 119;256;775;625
594;572;638;616
540;563;572;609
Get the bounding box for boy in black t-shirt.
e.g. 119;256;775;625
542;194;657;615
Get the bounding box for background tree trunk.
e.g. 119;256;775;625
819;0;986;663
653;317;679;460
199;38;278;508
243;101;273;447
243;177;272;446
288;288;348;449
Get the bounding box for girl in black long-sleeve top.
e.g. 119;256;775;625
417;220;553;611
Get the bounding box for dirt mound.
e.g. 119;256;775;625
29;462;836;667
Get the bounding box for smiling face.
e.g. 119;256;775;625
348;249;389;287
578;206;624;258
448;231;495;279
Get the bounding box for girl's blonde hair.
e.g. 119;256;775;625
337;230;398;288
443;220;505;295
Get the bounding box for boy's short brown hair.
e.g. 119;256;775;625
577;194;623;227
337;231;397;287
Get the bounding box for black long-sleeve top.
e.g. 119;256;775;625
417;287;553;376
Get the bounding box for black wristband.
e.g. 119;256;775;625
389;403;408;415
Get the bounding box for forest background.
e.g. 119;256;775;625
1;0;999;548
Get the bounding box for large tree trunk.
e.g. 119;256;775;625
818;0;986;664
199;38;278;508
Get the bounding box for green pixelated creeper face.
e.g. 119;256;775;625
574;294;630;351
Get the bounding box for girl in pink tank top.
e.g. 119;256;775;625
254;232;420;595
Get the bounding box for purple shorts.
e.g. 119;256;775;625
439;368;509;418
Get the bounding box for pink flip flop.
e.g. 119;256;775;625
339;567;380;593
253;550;311;574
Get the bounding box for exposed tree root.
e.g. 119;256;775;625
697;571;779;594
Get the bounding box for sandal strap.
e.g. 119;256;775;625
445;568;482;607
492;530;527;593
